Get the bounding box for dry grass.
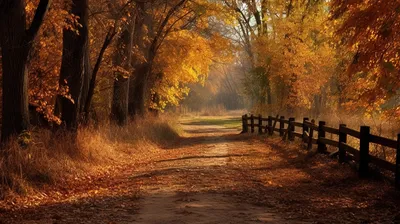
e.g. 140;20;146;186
199;105;227;116
251;105;400;137
1;116;399;223
312;112;400;163
0;115;181;199
249;107;400;163
180;108;246;118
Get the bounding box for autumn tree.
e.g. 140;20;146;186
225;0;335;114
26;1;70;126
223;0;274;107
128;0;191;116
0;0;51;142
331;0;400;117
23;0;118;127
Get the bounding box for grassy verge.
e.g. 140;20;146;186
181;116;242;129
0;115;181;198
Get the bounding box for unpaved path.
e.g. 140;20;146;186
1;117;400;223
132;123;285;224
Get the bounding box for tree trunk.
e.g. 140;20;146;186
0;0;50;142
111;20;135;125
266;80;272;105
111;77;130;125
128;63;149;117
79;42;92;113
128;2;147;118
129;0;187;117
0;31;29;142
286;73;298;114
56;0;89;131
83;28;116;123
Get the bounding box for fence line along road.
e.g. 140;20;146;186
241;114;400;189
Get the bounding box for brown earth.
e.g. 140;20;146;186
0;118;400;223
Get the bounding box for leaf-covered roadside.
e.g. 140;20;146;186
1;129;399;223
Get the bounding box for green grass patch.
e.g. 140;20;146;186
181;116;242;129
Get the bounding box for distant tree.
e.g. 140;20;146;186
225;0;335;113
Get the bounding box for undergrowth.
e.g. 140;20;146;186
0;115;181;198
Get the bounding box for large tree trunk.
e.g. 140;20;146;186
128;64;149;116
56;0;89;131
111;76;130;125
0;27;29;142
129;58;155;117
111;20;135;125
128;2;147;117
0;0;50;142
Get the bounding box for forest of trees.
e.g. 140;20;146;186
0;0;399;147
227;0;400;120
0;0;234;143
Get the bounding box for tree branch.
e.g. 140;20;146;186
150;0;187;56
223;0;254;35
155;9;195;52
26;0;51;43
84;26;117;118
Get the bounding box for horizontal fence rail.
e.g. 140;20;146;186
241;114;400;189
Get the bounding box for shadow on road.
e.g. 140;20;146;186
155;154;251;163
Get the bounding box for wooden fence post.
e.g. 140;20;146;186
289;117;295;141
258;114;263;135
268;116;273;135
338;124;347;163
395;134;400;190
318;121;327;153
279;116;285;136
307;122;314;150
250;114;255;133
302;117;309;143
359;126;370;178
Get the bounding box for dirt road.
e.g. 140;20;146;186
131;122;287;224
1;117;400;223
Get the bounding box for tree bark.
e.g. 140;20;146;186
0;0;50;142
129;63;149;117
111;19;135;125
56;0;90;131
128;2;146;117
286;73;298;114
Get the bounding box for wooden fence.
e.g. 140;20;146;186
241;114;400;189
